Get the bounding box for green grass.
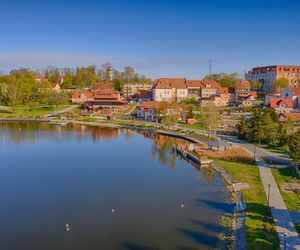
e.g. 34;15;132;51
216;160;279;250
178;122;205;130
0;105;70;118
265;145;290;155
271;167;300;211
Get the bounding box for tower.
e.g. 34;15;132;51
105;65;113;81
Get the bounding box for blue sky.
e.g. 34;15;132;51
0;0;299;79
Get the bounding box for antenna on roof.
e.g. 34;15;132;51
209;59;212;77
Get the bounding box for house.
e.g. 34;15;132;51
72;91;94;103
278;112;300;124
136;101;162;121
200;80;221;98
122;83;152;97
152;78;188;102
132;90;152;103
84;88;127;112
281;86;300;108
269;98;293;113
32;73;46;82
51;83;61;93
186;80;205;99
265;91;282;106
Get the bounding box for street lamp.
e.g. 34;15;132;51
267;184;271;213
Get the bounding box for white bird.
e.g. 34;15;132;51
112;208;115;213
181;203;184;208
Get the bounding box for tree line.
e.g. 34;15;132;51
204;72;289;91
236;108;300;163
42;64;151;90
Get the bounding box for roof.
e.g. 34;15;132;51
51;83;60;88
279;112;300;121
249;91;257;98
94;89;120;99
72;91;93;99
136;90;152;99
32;73;46;81
186;80;205;89
269;98;293;108
290;87;300;96
236;80;250;89
153;78;187;89
203;80;220;89
137;101;163;109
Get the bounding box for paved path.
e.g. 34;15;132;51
43;105;79;117
259;165;300;250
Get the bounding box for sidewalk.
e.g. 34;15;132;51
259;165;300;250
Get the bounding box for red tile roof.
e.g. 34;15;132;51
249;91;257;98
270;98;293;108
236;80;250;89
94;89;120;99
186;80;205;88
32;73;46;81
290;87;300;96
153;78;187;89
137;101;163;109
136;90;152;99
279;112;300;122
72;91;93;99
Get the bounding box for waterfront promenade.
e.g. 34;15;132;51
259;164;300;250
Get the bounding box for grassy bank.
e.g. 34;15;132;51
216;160;279;250
271;167;300;237
0;105;70;118
271;167;300;210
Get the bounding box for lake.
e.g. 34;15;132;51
0;122;233;250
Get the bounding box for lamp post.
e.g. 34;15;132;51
267;184;271;214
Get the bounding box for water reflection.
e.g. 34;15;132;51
0;122;233;250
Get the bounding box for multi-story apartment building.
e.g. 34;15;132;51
152;78;188;102
245;65;300;91
122;83;152;97
152;78;221;102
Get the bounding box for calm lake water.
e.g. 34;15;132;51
0;122;233;250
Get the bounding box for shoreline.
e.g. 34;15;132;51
0;117;245;249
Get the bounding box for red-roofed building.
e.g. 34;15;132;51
72;91;94;103
281;86;300;109
51;83;61;93
152;78;188;102
84;88;127;112
269;98;293;113
132;90;152;103
136;101;163;121
278;112;300;124
32;73;46;82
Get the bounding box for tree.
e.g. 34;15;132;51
273;77;289;91
204;72;240;87
236;119;250;139
288;130;300;164
123;66;135;81
43;66;61;83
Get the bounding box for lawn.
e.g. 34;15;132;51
271;167;300;211
216;160;279;250
0;105;70;118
